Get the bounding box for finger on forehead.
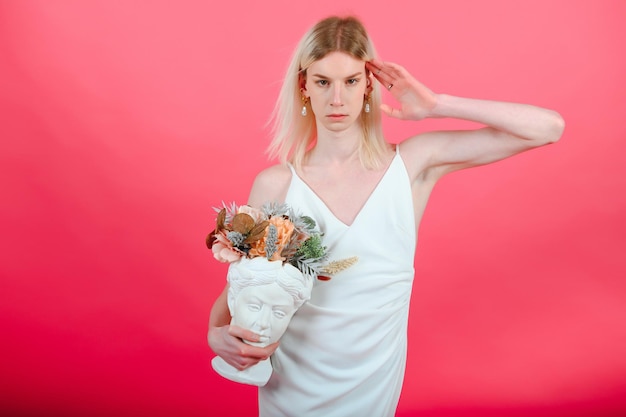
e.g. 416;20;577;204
366;59;384;71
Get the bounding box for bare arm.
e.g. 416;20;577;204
208;284;231;330
366;60;565;179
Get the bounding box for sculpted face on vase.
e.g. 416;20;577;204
227;257;312;347
231;282;297;347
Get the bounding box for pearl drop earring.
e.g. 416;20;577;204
301;95;309;117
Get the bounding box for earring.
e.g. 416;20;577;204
301;95;309;117
364;93;371;113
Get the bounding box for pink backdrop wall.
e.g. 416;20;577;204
1;1;625;416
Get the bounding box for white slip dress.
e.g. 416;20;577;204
259;147;416;417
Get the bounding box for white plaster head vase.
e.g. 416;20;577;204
211;257;313;386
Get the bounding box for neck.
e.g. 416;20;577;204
308;123;363;165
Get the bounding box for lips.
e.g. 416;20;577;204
327;114;347;120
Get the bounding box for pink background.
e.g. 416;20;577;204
1;1;625;416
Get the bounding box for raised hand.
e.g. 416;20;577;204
366;59;438;121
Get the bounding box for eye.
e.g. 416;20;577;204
346;78;359;85
247;304;261;312
315;79;328;86
273;309;287;319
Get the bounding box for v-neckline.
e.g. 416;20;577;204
290;153;399;228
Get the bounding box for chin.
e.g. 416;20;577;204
325;122;353;132
246;340;270;348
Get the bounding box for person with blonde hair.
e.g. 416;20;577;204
208;15;564;416
267;16;387;170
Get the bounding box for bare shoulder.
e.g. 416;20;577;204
247;163;292;207
253;164;292;189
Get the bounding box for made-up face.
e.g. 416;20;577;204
303;51;370;134
231;282;296;347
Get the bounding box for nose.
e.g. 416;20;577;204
331;83;343;106
255;306;271;330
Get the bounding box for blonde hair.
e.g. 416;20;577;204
267;16;387;169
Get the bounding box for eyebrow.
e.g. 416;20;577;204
311;72;363;79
